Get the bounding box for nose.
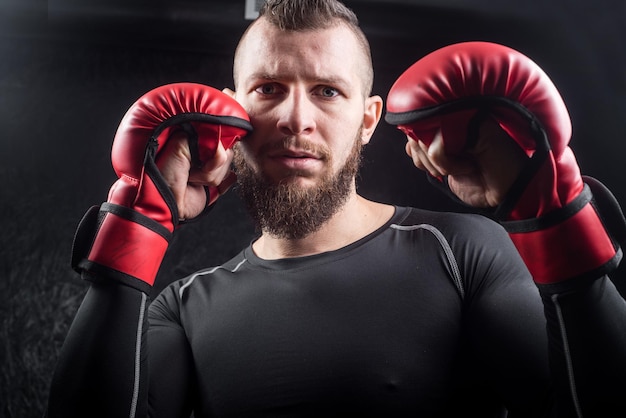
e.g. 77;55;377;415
276;89;316;136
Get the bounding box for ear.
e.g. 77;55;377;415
222;87;236;98
361;95;383;145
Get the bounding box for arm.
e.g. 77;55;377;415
46;83;251;417
448;214;555;416
386;41;626;416
47;282;151;418
540;274;626;416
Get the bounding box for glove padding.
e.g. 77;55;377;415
72;83;252;292
385;41;622;285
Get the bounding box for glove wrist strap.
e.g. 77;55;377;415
72;203;172;292
502;187;621;284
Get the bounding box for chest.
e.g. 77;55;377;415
180;254;466;416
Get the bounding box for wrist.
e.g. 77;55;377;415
72;203;172;292
502;186;620;283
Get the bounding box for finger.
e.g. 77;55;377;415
405;136;434;175
155;132;193;210
188;141;234;185
188;141;236;208
427;130;474;176
415;138;445;177
405;138;421;166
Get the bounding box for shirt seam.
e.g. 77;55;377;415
390;223;465;300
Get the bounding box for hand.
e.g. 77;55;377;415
405;116;528;208
388;41;620;283
156;131;237;221
71;83;252;290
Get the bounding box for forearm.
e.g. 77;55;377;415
46;83;249;418
540;274;626;417
46;279;149;418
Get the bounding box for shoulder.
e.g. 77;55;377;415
391;206;528;283
149;249;249;321
394;206;508;241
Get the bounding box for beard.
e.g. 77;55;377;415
233;133;363;240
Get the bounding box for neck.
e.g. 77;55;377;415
252;192;394;260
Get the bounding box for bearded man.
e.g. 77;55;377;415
47;0;626;417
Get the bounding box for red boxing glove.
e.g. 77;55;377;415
386;41;622;285
72;83;252;292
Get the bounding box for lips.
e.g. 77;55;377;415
266;147;324;172
269;148;320;159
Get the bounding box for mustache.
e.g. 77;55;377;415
258;136;331;160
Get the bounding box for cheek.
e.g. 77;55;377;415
234;96;271;131
242;112;276;149
329;131;362;172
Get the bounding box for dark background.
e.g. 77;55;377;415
1;0;625;416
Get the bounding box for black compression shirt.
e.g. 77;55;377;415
147;206;551;417
46;206;626;418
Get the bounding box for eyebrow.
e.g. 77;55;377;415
248;72;352;92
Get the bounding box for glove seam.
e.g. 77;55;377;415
100;202;172;241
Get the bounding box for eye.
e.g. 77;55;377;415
317;86;340;98
255;83;280;95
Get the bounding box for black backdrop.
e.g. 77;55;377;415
1;0;625;416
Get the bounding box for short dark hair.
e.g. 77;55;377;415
235;0;374;96
258;0;360;31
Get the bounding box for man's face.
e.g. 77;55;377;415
232;18;378;187
230;18;381;238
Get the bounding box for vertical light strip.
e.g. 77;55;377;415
552;293;583;418
129;292;147;418
244;0;264;20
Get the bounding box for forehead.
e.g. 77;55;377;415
235;19;365;87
